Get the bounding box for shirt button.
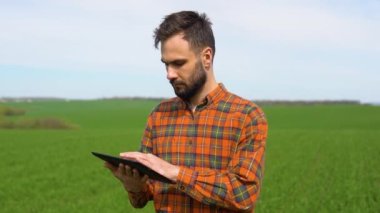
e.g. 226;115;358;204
188;140;192;146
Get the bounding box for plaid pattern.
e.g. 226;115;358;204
139;84;267;212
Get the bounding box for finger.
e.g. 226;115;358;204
120;151;140;156
138;155;151;166
124;165;133;177
120;152;141;161
141;174;149;183
119;152;132;158
132;168;140;178
104;162;117;172
118;163;126;175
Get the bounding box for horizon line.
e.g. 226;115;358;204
1;96;378;105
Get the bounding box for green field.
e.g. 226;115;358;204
1;100;379;212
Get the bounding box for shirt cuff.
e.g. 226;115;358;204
176;166;198;192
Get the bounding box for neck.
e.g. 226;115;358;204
188;78;218;107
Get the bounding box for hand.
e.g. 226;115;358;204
120;152;180;183
104;162;149;193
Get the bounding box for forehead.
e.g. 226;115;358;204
161;33;196;61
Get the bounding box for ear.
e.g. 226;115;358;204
201;47;213;71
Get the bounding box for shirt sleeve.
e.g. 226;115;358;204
133;115;155;203
176;108;268;211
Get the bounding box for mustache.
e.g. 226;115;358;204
170;80;185;86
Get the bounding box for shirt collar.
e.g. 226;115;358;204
204;83;227;106
191;83;227;110
176;83;228;111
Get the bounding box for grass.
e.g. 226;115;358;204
256;105;380;213
0;100;379;212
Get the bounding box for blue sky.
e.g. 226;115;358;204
1;0;379;103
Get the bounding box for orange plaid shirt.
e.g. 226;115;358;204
138;84;267;212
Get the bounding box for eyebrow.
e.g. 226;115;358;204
161;58;187;65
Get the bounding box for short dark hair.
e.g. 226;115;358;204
153;11;215;57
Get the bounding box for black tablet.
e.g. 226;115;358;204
92;152;173;184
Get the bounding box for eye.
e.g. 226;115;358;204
172;60;186;67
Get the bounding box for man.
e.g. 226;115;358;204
105;11;268;212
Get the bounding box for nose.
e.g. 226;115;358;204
166;66;178;81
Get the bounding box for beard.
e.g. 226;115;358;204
170;60;207;101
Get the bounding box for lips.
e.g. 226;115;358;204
171;80;186;87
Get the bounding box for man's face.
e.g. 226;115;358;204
161;33;207;101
